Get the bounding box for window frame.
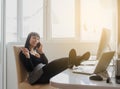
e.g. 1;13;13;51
1;0;7;89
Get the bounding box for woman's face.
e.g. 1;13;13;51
29;36;40;48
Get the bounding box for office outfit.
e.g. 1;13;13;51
19;51;68;84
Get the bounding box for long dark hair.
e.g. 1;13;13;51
25;32;40;50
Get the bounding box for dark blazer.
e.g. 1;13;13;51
19;51;48;84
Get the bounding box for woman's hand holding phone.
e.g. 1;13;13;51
36;42;43;54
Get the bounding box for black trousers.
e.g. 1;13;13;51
36;57;69;84
35;56;82;84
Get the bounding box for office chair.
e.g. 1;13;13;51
13;45;56;89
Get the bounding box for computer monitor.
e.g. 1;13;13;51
96;28;111;60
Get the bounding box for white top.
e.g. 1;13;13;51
50;69;120;89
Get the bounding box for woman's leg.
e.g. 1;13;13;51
36;49;90;84
36;57;69;84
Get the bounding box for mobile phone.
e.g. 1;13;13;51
36;42;41;48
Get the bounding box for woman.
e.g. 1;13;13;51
19;32;90;85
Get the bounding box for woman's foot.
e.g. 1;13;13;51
75;52;90;66
68;49;76;68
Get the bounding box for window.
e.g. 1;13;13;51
6;0;17;43
49;0;117;42
22;0;43;38
50;0;75;38
80;0;117;42
5;0;117;43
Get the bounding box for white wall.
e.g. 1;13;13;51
0;66;1;89
6;42;97;89
0;45;1;63
6;43;23;89
0;47;1;64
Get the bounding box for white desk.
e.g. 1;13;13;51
50;69;120;89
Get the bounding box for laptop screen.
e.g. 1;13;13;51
94;51;115;74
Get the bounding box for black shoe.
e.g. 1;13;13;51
68;49;76;68
75;52;90;66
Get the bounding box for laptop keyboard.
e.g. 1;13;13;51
72;65;95;74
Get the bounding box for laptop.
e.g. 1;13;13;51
72;51;115;75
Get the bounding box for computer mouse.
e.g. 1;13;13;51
89;74;103;81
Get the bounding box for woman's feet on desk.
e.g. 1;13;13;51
75;52;90;66
68;49;90;68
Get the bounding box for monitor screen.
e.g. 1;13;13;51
96;28;111;60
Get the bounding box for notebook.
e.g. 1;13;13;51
72;51;115;75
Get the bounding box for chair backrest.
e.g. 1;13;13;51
13;45;28;83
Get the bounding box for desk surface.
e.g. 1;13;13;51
50;69;120;89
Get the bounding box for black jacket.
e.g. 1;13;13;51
19;51;48;72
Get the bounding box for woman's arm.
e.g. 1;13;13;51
40;53;48;64
19;51;34;72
